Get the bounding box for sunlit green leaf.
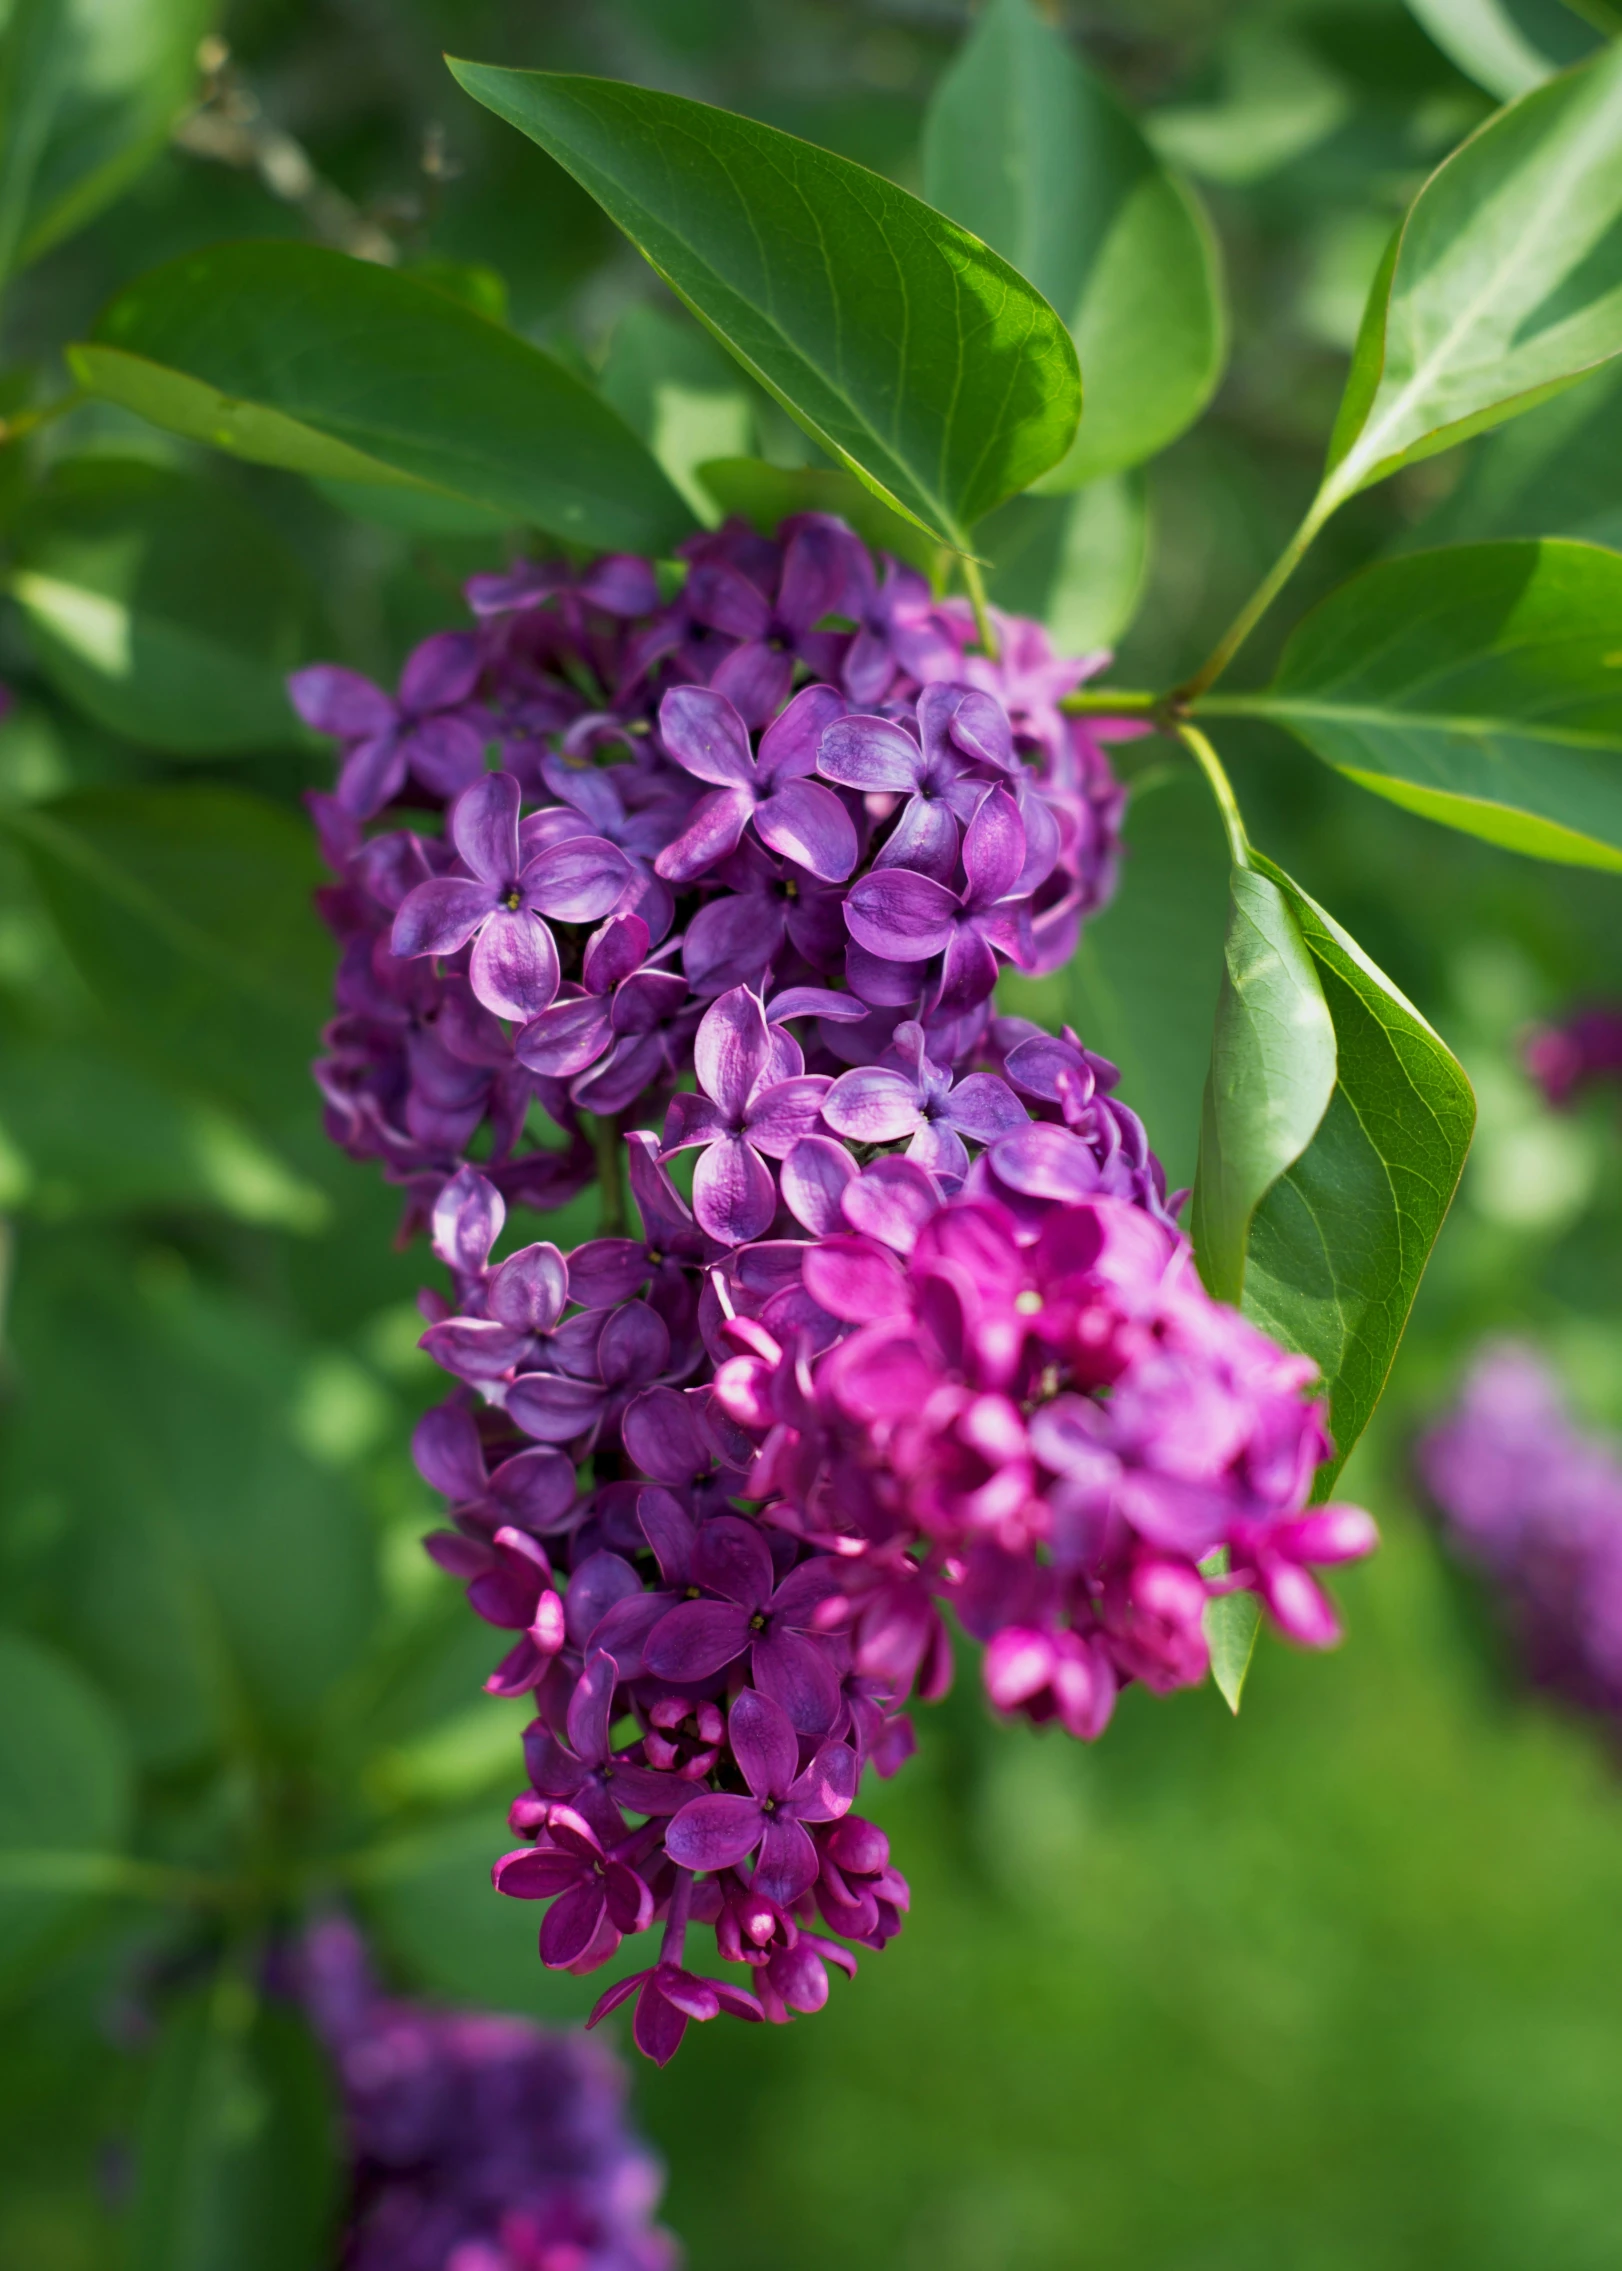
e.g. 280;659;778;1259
10;459;311;754
0;0;214;277
447;62;1080;549
1192;866;1338;1307
1404;0;1603;102
1204;1580;1263;1713
1322;44;1622;512
923;0;1224;486
1242;857;1475;1484
71;241;691;554
1220;540;1622;870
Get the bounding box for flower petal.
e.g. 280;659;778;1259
727;1686;798;1801
756;680;847;786
845;869;959;961
779;1135;858;1236
653;786;754;884
450;770;521;887
817;713;924;794
753;1815;820;1905
470;908;561;1022
755;779;858;883
657;683;757;787
822;1066;923;1145
663;1792;765;1873
642;1598;754;1683
525;836;634;924
693;1136;777;1246
744;1075;833;1161
506;1370;605;1445
391;875;495;960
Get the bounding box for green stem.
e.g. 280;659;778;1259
960;555;999;663
1173;497;1332;704
1059;688;1162;717
1177;721;1250;870
591;1113;627;1236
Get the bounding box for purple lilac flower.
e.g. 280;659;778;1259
295;511;1370;2064
291;634;488;820
1419;1342;1622;1724
296;1914;676;2270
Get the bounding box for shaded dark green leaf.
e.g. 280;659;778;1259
600;301;758;523
10;458;311;754
0;1632;131;1985
923;0;1223;487
697;455;945;578
1;784;330;1122
71;241;691;554
130;1984;339;2271
1227;540;1622;870
1415;358;1622;548
979;476;1148;651
1242;856;1475;1484
1192;866;1337;1307
447;63;1079;548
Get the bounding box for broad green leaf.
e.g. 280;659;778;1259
980;475;1149;652
1;784;330;1122
0;1033;326;1229
4;1238;380;1759
1405;0;1603;101
696;455;946;579
446;62;1080;549
1148;24;1352;187
0;0;214;277
1222;541;1622;870
130;1983;338;2271
923;0;1224;487
600;301;757;524
1062;768;1232;1194
1417;358;1622;548
70;242;691;554
10;459;311;754
1192;866;1337;1307
1241;857;1475;1483
1203;1579;1262;1713
0;1632;131;1983
1321;44;1622;514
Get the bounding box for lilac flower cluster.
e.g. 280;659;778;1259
1419;1343;1622;1726
1524;1006;1622;1110
298;1914;675;2270
298;513;1374;2062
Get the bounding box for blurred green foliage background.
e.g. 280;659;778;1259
4;1;1622;2265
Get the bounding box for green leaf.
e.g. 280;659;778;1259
1191;866;1338;1307
1148;24;1352;187
922;0;1224;487
0;784;330;1122
600;301;757;524
696;456;946;579
130;1982;339;2271
0;1632;131;1985
1203;1582;1262;1714
10;459;311;755
0;1033;327;1229
1240;858;1474;1483
5;1238;380;1759
979;475;1149;651
1321;43;1622;513
1226;540;1622;870
0;0;214;277
1415;357;1622;548
1404;0;1603;102
1059;767;1233;1195
446;62;1080;550
70;241;691;554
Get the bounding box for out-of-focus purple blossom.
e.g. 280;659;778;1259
1419;1342;1622;1723
1524;1006;1622;1109
295;1913;677;2271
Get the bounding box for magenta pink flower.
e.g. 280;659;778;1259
663;1688;857;1901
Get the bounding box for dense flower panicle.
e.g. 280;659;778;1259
1419;1343;1622;1724
299;513;1375;2060
297;1915;676;2271
1523;1005;1622;1109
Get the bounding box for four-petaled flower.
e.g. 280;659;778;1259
654;683;857;886
663;1687;858;1902
822;1018;1029;1182
659;988;830;1246
392;771;633;1022
290;632;487;819
843;783;1032;1012
817;682;1015;879
494;1801;655;1971
642;1513;845;1732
